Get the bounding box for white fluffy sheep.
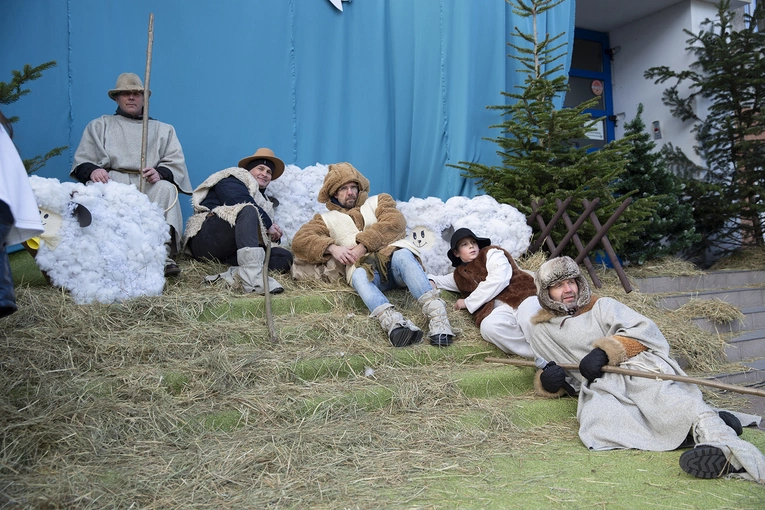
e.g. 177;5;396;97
28;176;169;304
267;164;531;276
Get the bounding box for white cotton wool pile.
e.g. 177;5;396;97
267;163;329;242
268;165;532;276
28;176;169;305
397;195;532;275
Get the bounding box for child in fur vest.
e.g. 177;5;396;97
427;228;540;357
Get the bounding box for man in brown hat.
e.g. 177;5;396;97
71;72;192;277
182;148;290;294
291;162;454;347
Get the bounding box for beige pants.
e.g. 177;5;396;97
108;171;182;254
480;301;534;358
290;257;345;282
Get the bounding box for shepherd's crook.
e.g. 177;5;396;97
484;357;765;398
139;13;154;193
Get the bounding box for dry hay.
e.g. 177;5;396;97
516;250;547;273
0;255;520;507
623;256;703;277
710;245;765;271
673;298;745;325
2;252;764;507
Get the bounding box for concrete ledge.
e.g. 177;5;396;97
634;270;765;294
659;287;765;310
725;330;765;361
692;306;765;333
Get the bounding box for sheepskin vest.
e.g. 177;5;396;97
453;246;537;327
321;195;417;283
183;167;274;243
321;195;380;248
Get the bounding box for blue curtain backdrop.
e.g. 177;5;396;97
1;0;574;221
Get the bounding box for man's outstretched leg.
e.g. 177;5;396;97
389;249;454;346
351;266;422;347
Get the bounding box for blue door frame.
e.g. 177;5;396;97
570;28;615;145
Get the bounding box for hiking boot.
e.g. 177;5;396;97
718;411;743;436
679;411;743;450
371;303;423;347
389;326;424;347
678;433;695;449
679;446;745;479
164;259;181;277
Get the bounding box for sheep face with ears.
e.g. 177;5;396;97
28;176;169;304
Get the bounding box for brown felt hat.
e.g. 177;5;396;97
238;148;285;181
108;73;151;100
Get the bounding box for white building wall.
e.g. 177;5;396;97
609;0;720;166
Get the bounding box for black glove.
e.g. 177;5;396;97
540;361;567;393
718;410;743;436
579;347;609;383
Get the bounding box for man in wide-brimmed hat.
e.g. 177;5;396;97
182;148;289;295
291;162;455;348
71;72;192;277
529;256;765;483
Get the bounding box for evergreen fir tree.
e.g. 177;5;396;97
616;104;699;264
1;61;66;174
453;0;654;256
645;0;765;263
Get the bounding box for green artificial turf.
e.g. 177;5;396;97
9;250;47;286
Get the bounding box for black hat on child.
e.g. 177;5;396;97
447;227;491;267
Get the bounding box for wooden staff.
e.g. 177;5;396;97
139;13;154;193
484;357;765;398
263;240;278;343
257;217;278;343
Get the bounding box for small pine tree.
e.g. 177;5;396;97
616;104;699;264
453;0;654;256
644;0;765;262
1;61;66;174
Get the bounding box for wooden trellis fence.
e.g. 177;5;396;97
526;197;633;293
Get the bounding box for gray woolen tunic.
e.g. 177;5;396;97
530;296;765;482
71;114;192;249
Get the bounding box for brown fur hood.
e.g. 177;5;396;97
318;162;370;210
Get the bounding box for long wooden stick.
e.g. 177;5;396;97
139;13;154;193
484;357;765;398
257;218;278;343
263;240;278;343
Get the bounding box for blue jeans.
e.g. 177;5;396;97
351;249;432;312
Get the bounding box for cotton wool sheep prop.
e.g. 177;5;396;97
268;164;532;276
28;176;169;304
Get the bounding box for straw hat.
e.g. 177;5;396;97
108;73;151;100
237;148;285;180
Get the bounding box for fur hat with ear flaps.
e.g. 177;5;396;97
534;256;592;316
317;162;370;206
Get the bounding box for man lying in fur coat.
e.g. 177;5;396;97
291;162;454;347
529;256;765;483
